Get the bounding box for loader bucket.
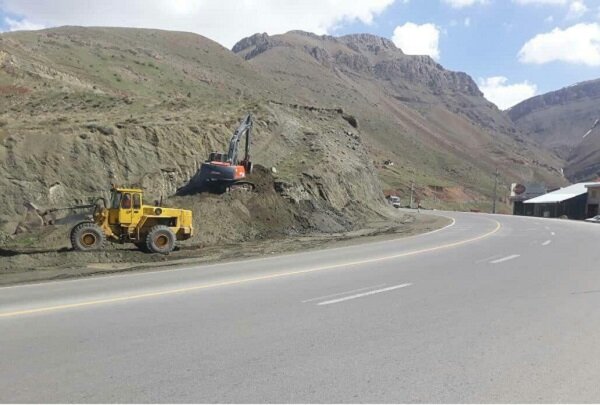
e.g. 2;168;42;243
13;202;93;235
13;203;44;235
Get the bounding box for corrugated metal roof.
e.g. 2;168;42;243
524;182;597;204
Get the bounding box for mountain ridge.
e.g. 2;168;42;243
232;30;563;189
508;78;600;181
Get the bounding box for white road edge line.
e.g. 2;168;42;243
490;254;520;264
302;284;387;303
317;283;412;306
542;240;552;246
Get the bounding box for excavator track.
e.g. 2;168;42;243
228;181;255;192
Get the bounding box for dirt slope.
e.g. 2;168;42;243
508;78;600;181
0;27;390;244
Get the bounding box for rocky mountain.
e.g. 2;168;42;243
233;31;564;199
0;27;566;240
508;78;600;181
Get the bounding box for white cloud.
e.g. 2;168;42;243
544;15;555;22
514;0;588;19
0;0;395;48
464;17;471;27
567;0;588;18
519;23;600;66
513;0;568;5
478;76;538;110
2;17;45;32
392;22;440;59
442;0;487;8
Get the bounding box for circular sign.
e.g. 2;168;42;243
513;184;526;195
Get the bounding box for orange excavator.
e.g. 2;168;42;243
177;114;254;194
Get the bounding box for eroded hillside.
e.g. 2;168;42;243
0;27;389;243
0;27;566;243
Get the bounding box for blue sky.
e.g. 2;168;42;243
333;0;600;107
1;0;600;109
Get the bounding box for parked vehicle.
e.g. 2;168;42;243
387;195;401;208
585;215;600;223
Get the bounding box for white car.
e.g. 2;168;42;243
585;215;600;223
387;196;401;208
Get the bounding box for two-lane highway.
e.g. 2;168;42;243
1;212;600;402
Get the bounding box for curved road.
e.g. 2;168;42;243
1;212;600;402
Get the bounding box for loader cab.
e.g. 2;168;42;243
108;187;143;226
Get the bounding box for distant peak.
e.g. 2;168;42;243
285;30;335;41
340;33;398;52
232;32;270;53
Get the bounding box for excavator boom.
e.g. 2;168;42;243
227;114;252;165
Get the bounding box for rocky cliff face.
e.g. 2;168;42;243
233;31;564;198
234;32;482;98
508;78;600;181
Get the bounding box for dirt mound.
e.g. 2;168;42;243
164;163;381;248
168;165;301;246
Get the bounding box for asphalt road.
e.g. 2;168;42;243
1;211;600;403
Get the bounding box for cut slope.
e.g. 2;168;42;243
0;27;388;240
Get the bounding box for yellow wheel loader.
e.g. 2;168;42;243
70;186;193;254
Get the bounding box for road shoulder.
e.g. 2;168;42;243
0;211;451;287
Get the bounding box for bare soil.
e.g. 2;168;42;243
0;211;449;287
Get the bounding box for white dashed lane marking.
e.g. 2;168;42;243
490;254;520;264
302;284;387;303
317;284;412;306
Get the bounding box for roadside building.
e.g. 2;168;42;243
523;182;598;220
509;183;546;216
586;183;600;218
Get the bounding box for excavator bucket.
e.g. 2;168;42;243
13;203;45;234
14;202;95;234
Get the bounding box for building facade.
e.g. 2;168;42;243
523;182;598;220
587;184;600;218
509;183;546;216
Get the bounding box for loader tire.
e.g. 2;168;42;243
71;222;105;251
146;225;175;255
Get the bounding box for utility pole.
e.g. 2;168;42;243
492;168;498;214
409;181;414;209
